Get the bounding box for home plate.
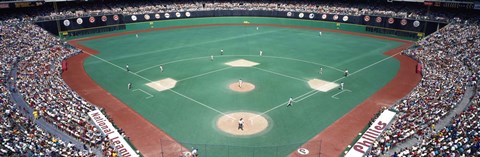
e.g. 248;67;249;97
308;79;339;92
225;59;259;67
146;78;177;91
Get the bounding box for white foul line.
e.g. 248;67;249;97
178;67;232;82
132;89;154;99
251;89;317;120
80;50;235;119
331;89;352;99
252;67;306;82
256;49;406;116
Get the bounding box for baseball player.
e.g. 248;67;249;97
319;67;323;75
238;79;243;88
210;55;214;61
344;69;349;77
238;118;244;130
287;97;294;107
159;65;163;72
340;81;344;90
191;148;198;157
126;64;129;72
136;34;138;38
256;26;259;31
319;31;322;36
220;49;224;55
259;50;263;56
192;147;198;157
128;82;132;90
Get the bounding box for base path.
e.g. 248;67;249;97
289;38;420;156
62;23;421;157
63;41;188;157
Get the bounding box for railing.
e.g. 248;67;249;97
149;139;321;157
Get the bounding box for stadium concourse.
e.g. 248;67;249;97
0;0;479;157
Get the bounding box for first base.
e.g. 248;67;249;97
308;79;339;92
146;78;177;91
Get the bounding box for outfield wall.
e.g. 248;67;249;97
36;10;447;40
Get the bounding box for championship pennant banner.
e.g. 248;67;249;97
88;110;139;157
345;110;397;157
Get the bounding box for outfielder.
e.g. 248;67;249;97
136;34;139;38
319;31;322;36
287;97;294;107
259;50;263;56
210;55;214;61
256;26;259;30
220;49;224;55
238;118;244;130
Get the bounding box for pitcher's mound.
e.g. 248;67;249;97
229;82;255;92
216;112;269;136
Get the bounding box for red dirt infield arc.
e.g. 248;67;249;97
63;23;420;157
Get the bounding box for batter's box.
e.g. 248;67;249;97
146;78;177;91
308;79;339;92
225;59;259;67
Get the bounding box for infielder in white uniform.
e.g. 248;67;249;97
340;81;344;90
128;82;131;90
238;79;243;88
287;97;294;107
159;65;163;72
319;67;323;75
125;64;129;72
344;69;349;77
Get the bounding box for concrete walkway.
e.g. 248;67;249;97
381;86;475;156
6;64;102;156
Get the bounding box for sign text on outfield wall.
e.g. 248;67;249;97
345;110;396;157
88;110;139;157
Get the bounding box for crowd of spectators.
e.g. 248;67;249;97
0;84;95;156
0;19;121;156
367;23;480;156
32;0;473;22
392;91;480;157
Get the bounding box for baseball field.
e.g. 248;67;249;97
63;17;421;157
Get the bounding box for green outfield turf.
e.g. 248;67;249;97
78;19;403;156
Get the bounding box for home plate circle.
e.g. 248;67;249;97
216;112;269;136
297;148;309;155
